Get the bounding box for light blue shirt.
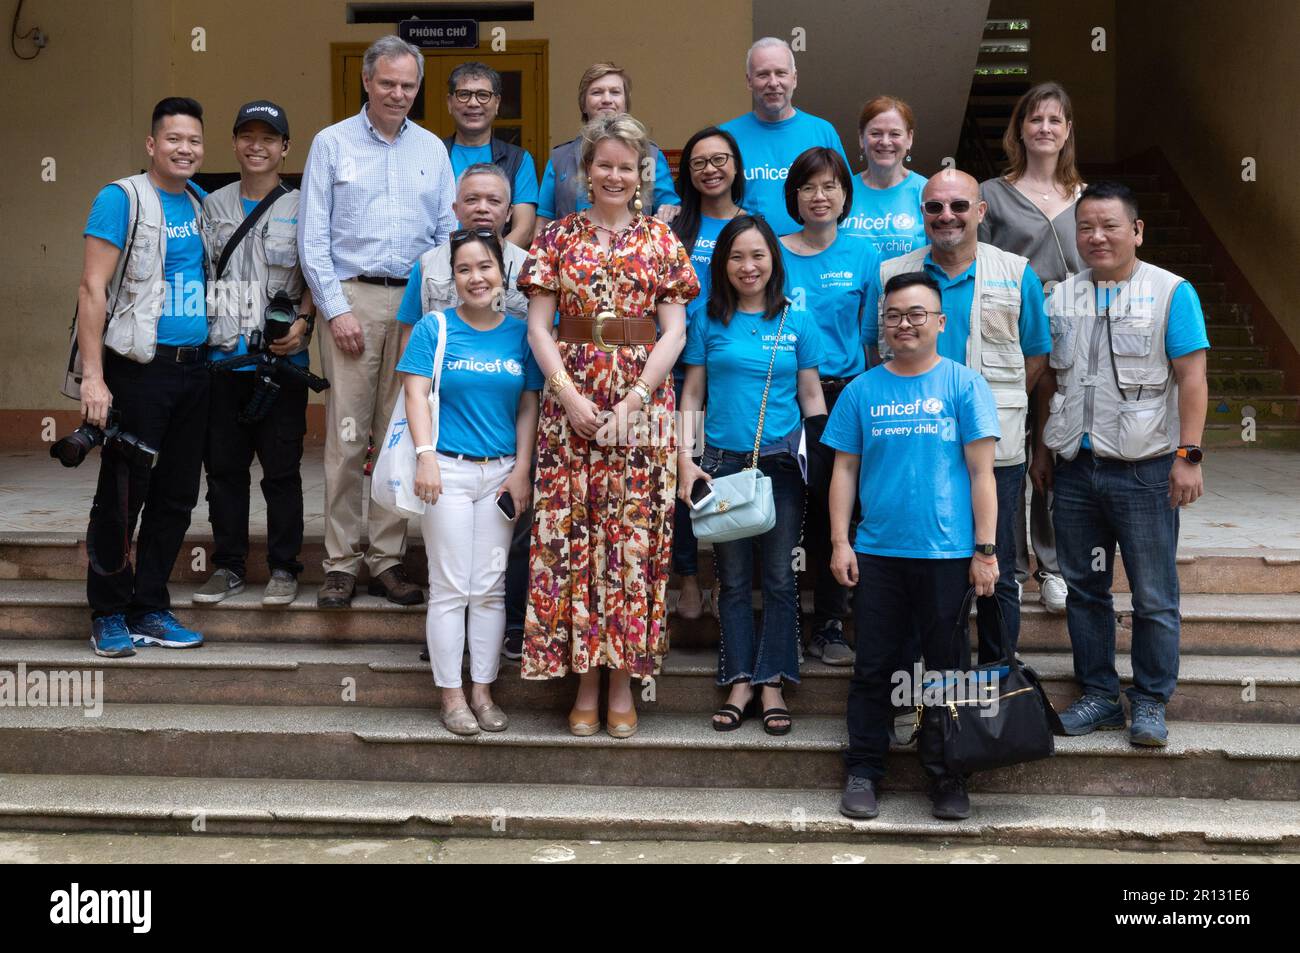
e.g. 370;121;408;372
536;144;679;220
683;307;825;452
841;171;927;262
448;142;540;206
84;180;209;346
396;307;543;458
823;358;1001;558
781;234;881;379
298;106;457;320
720;109;850;236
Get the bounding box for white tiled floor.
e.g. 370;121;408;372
2;446;1297;551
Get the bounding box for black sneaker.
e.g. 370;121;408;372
929;776;971;821
502;629;523;660
839;775;879;819
806;619;854;666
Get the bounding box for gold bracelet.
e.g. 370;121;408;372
548;368;573;394
631;379;653;405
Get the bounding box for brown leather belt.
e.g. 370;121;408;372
557;313;657;350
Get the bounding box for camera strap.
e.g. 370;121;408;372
84;452;133;577
214;182;290;281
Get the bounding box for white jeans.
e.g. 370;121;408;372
420;454;516;689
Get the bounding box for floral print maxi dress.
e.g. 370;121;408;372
518;212;699;680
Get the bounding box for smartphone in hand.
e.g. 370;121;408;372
496;492;517;521
688;477;714;511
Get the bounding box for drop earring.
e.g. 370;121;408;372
586;179;594;204
633;186;643;212
905;152;912;164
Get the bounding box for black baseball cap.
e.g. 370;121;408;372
233;100;290;138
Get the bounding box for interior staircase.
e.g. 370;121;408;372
0;527;1297;850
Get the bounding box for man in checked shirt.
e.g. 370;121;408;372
299;35;457;608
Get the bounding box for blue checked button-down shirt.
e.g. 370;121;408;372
299;107;457;320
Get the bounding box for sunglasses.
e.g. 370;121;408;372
450;227;497;243
922;199;973;215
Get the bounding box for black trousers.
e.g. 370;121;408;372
504;482;534;635
86;349;210;618
804;379;856;630
845;553;971;782
204;371;308;578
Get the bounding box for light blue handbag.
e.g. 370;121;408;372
689;307;788;543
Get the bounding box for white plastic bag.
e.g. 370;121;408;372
370;310;447;517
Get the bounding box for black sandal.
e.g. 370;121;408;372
760;682;792;736
712;684;755;732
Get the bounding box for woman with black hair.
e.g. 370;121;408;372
678;215;827;735
669;126;745;620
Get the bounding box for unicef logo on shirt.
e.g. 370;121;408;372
503;359;523;376
922;397;944;415
894;212;916;231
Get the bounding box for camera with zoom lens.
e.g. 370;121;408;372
50;408;159;469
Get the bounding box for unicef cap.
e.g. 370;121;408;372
233;100;289;138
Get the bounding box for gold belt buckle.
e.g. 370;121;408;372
592;310;617;353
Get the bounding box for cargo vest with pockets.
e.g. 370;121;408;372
417;239;531;318
1042;261;1185;462
202;181;307;353
878;243;1030;466
549;136;670;220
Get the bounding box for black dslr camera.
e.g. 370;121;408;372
50;408;159;469
209;292;330;424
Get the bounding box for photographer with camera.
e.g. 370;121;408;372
198;101;320;607
69;97;211;658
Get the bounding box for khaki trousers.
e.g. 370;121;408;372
319;279;409;577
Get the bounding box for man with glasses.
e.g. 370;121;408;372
875;169;1050;665
299;35;456;609
721;37;850;236
826;271;1000;821
443;62;539;248
1030;181;1208;747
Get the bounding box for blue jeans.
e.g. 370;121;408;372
671;375;699;577
974;463;1025;662
701;447;805;686
1051;450;1180;703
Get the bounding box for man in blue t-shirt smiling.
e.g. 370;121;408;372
77;97;211;658
825;272;1000;822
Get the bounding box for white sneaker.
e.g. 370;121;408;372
1040;573;1068;614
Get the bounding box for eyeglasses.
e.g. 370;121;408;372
688;153;734;172
883;308;942;327
922;199;972;215
797;182;843;198
452;89;497;105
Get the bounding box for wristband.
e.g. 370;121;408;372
415;445;436;457
548;369;573;395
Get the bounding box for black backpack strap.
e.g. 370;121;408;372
214;182;289;281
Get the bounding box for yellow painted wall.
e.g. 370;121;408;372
0;0;752;411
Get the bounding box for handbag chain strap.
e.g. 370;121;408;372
749;305;790;470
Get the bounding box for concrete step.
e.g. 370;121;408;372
1205;324;1255;346
1208;368;1285;392
1132;191;1170;209
1207;346;1270;369
1204;302;1251;324
1194;282;1227;302
1139;208;1181;227
3;640;1295;723
0;703;1295;799
1161;263;1216;283
1;773;1294;849
1207;394;1300;423
1203;422;1300;450
1143;244;1208;265
1145;226;1193;244
4;582;1300;654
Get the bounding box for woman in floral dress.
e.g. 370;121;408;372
519;113;699;738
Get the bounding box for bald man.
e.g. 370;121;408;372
874;168;1050;666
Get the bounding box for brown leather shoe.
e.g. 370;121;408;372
367;565;425;606
317;571;356;609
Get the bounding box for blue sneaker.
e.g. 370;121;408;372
1058;694;1125;735
90;614;136;658
127;610;205;649
1129;699;1169;747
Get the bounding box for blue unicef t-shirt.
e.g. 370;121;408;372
396;307;544;458
84;180;209;346
782;234;881;379
537;145;679;220
823;357;1001;558
676;215;732;380
841;171;927;262
683;308;825;452
911;254;1051;363
1081;280;1210;449
720;110;850;236
448;143;540;207
219;196;309;372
